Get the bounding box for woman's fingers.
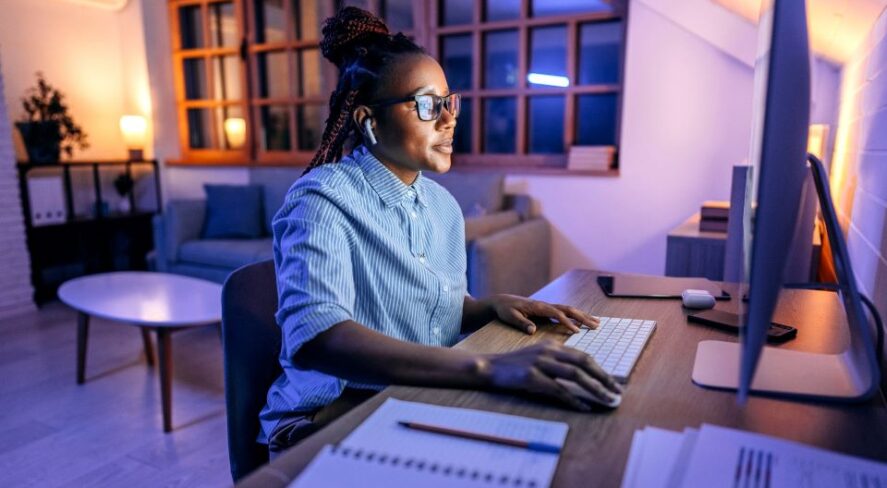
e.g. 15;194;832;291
548;345;623;395
535;356;619;404
527;367;592;412
531;302;581;333
557;305;600;329
504;308;537;334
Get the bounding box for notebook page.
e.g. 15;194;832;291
341;398;569;487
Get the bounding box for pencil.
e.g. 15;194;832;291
397;420;561;454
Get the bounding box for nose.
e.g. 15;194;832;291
436;103;456;132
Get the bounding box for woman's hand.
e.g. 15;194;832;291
477;340;622;411
489;294;599;335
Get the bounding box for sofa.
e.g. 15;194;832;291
150;167;551;298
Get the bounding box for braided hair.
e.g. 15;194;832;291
304;7;425;175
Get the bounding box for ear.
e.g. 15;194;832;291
352;105;374;131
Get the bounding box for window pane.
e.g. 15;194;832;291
212;55;242;100
297;49;326;97
297;104;325;150
441;0;473;26
179;5;204;49
183;58;207;100
294;0;325;40
209;1;238;47
382;0;413;31
255;0;288;43
485;0;520;21
528;96;564;153
260;105;292;151
187;108;212;148
215;105;246;149
484;98;516;153
579;22;622;85
336;0;369;11
258;51;290;98
529;26;567;88
531;0;613;17
441;35;472;91
484;30;518;89
454;98;472;153
576;94;617;145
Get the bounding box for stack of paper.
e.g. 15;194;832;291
622;424;887;488
290;398;569;488
567;145;616;171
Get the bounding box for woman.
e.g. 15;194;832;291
260;7;621;458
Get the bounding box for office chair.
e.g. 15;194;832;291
221;259;283;482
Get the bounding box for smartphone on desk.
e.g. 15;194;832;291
687;309;797;343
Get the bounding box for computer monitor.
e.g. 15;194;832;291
691;0;881;403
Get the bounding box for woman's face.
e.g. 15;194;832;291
358;54;457;183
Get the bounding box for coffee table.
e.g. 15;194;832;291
58;272;223;432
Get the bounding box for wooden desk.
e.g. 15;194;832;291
241;270;887;487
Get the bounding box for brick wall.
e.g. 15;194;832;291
830;7;887;377
0;57;35;320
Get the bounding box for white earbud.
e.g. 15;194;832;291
363;118;378;145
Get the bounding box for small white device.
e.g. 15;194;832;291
681;289;716;309
363;118;377;145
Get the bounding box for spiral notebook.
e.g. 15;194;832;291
289;398;569;488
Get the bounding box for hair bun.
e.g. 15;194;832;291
321;7;390;68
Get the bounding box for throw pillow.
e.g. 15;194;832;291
202;184;265;239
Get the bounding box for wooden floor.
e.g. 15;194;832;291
0;302;232;487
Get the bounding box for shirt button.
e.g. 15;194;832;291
411;211;417;219
418;256;426;264
442;285;449;292
432;327;441;335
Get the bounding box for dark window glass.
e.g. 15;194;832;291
212;55;242;100
335;0;370;11
485;0;520;21
484;30;518;89
187;108;212;148
183;58;207;100
297;104;324;150
381;0;413;31
454;98;472;153
576;94;617;145
441;0;473;26
529;96;564;153
531;0;613;17
216;105;246;149
258;51;290;98
441;35;472;91
261;105;292;150
297;49;326;97
209;2;238;47
529;25;567;88
255;0;287;43
579;22;622;85
484;97;516;153
179;6;203;49
294;0;325;40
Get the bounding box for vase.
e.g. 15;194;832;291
16;121;61;164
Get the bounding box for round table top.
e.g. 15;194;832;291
58;272;223;327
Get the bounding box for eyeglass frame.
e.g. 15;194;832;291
367;93;461;122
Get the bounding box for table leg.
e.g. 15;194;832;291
76;312;90;384
156;328;173;433
141;329;155;367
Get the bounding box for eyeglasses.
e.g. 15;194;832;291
369;93;461;121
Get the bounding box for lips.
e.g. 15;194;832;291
433;139;454;154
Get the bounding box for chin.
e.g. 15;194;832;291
426;152;453;173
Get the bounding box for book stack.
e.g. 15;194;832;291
699;200;729;233
567;145;616;171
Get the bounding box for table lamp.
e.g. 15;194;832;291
120;115;147;160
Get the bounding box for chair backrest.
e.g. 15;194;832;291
221;259;282;481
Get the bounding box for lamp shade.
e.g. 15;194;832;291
224;117;247;149
119;115;147;149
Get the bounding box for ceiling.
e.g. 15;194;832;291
712;0;887;63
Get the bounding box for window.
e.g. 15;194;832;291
169;0;626;172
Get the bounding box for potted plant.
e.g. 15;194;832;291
17;72;89;164
113;172;134;213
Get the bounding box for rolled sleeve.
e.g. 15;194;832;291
272;186;355;363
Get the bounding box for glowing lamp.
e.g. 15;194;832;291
224;117;247;149
119;115;148;160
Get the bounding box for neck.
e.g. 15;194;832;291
368;147;419;186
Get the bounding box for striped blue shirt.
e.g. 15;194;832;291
258;145;467;442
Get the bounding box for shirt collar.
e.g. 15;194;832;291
353;145;429;208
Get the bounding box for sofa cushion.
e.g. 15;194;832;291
249;168;301;236
179;238;274;270
202;184;265;239
465;210;521;242
425;172;505;216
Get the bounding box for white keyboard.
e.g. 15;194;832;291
563;316;656;382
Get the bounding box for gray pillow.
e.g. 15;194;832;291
201;184;265;239
426;171;505;216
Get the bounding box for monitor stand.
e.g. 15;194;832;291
690;155;880;402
